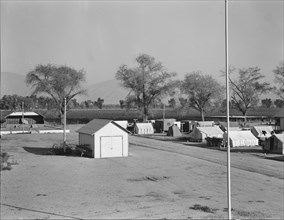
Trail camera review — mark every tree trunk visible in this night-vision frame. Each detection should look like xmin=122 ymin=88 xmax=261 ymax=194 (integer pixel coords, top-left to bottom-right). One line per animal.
xmin=201 ymin=110 xmax=205 ymax=121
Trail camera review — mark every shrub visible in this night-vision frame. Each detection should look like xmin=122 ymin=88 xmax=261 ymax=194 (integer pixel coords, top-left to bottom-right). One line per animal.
xmin=1 ymin=152 xmax=18 ymax=171
xmin=50 ymin=143 xmax=73 ymax=156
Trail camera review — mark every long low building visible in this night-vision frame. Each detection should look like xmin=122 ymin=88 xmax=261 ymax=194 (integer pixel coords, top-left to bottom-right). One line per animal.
xmin=4 ymin=112 xmax=45 ymax=126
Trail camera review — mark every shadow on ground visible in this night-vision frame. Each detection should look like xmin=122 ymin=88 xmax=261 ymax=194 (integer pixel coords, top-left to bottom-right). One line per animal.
xmin=22 ymin=146 xmax=85 ymax=157
xmin=23 ymin=147 xmax=52 ymax=155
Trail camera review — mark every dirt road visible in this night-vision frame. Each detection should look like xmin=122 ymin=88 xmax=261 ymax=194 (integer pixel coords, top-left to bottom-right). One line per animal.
xmin=1 ymin=127 xmax=283 ymax=219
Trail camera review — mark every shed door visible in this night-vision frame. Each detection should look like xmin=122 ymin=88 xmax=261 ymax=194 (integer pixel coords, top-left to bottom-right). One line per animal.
xmin=100 ymin=136 xmax=123 ymax=158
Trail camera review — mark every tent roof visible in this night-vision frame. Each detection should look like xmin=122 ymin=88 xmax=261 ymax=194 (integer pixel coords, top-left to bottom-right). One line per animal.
xmin=197 ymin=126 xmax=223 ymax=135
xmin=224 ymin=130 xmax=258 ymax=141
xmin=252 ymin=126 xmax=274 ymax=133
xmin=77 ymin=119 xmax=130 ymax=135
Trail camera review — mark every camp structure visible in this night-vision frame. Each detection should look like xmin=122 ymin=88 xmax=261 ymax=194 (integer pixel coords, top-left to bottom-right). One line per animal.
xmin=133 ymin=123 xmax=154 ymax=135
xmin=251 ymin=126 xmax=274 ymax=140
xmin=218 ymin=121 xmax=241 ymax=132
xmin=188 ymin=126 xmax=224 ymax=142
xmin=154 ymin=118 xmax=176 ymax=133
xmin=274 ymin=109 xmax=284 ymax=131
xmin=4 ymin=112 xmax=44 ymax=127
xmin=167 ymin=125 xmax=182 ymax=137
xmin=77 ymin=119 xmax=130 ymax=158
xmin=223 ymin=130 xmax=259 ymax=148
xmin=262 ymin=134 xmax=284 ymax=154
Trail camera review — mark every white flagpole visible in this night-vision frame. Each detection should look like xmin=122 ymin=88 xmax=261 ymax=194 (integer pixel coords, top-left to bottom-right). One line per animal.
xmin=225 ymin=0 xmax=231 ymax=219
xmin=63 ymin=97 xmax=67 ymax=144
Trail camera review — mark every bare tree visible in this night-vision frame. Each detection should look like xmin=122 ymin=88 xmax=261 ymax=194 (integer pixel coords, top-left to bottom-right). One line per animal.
xmin=273 ymin=61 xmax=284 ymax=101
xmin=181 ymin=71 xmax=224 ymax=121
xmin=227 ymin=66 xmax=270 ymax=120
xmin=116 ymin=54 xmax=177 ymax=121
xmin=26 ymin=64 xmax=87 ymax=123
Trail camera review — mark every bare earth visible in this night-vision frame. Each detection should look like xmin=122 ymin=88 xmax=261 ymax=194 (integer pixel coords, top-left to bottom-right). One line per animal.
xmin=1 ymin=125 xmax=283 ymax=219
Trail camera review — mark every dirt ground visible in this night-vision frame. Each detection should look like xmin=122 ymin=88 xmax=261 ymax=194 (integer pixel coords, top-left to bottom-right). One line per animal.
xmin=1 ymin=125 xmax=283 ymax=219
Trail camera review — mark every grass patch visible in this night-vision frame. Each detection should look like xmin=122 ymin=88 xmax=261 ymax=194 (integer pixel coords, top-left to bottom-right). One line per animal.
xmin=189 ymin=204 xmax=218 ymax=213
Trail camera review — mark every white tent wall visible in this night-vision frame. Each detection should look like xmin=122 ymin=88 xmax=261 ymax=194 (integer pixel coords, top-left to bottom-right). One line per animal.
xmin=134 ymin=123 xmax=154 ymax=135
xmin=224 ymin=131 xmax=259 ymax=148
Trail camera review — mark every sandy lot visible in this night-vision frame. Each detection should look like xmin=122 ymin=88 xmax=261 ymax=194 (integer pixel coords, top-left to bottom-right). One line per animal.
xmin=1 ymin=125 xmax=283 ymax=219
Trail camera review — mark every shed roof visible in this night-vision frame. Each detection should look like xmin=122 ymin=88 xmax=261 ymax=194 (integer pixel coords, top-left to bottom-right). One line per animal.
xmin=77 ymin=119 xmax=130 ymax=135
xmin=5 ymin=111 xmax=44 ymax=118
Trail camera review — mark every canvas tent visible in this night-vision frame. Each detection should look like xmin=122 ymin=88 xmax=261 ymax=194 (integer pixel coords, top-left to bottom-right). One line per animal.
xmin=223 ymin=130 xmax=258 ymax=148
xmin=251 ymin=126 xmax=274 ymax=139
xmin=134 ymin=123 xmax=154 ymax=135
xmin=77 ymin=119 xmax=129 ymax=158
xmin=167 ymin=125 xmax=182 ymax=137
xmin=262 ymin=134 xmax=284 ymax=154
xmin=189 ymin=126 xmax=224 ymax=142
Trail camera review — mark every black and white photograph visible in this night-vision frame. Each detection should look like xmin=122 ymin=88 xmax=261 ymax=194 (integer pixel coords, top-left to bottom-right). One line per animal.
xmin=1 ymin=0 xmax=283 ymax=219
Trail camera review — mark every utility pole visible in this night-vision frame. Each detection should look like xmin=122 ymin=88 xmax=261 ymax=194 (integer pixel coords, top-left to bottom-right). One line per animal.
xmin=63 ymin=98 xmax=67 ymax=151
xmin=225 ymin=0 xmax=232 ymax=219
xmin=22 ymin=101 xmax=24 ymax=134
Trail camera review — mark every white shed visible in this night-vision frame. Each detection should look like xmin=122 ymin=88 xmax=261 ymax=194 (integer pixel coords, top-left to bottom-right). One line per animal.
xmin=77 ymin=119 xmax=130 ymax=158
xmin=134 ymin=123 xmax=154 ymax=134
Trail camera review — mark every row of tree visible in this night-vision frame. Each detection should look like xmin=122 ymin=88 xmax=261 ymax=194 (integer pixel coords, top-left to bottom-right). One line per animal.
xmin=116 ymin=54 xmax=283 ymax=121
xmin=0 ymin=95 xmax=107 ymax=111
xmin=1 ymin=55 xmax=282 ymax=123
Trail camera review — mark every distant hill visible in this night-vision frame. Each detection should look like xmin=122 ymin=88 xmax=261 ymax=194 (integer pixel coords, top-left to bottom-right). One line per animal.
xmin=1 ymin=72 xmax=32 ymax=97
xmin=80 ymin=80 xmax=130 ymax=104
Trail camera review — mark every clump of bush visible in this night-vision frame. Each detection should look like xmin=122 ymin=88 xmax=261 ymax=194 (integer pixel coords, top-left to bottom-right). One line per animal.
xmin=1 ymin=152 xmax=18 ymax=171
xmin=49 ymin=143 xmax=91 ymax=157
xmin=189 ymin=204 xmax=218 ymax=213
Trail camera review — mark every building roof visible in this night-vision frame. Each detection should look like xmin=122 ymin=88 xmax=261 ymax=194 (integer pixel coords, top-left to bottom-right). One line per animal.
xmin=77 ymin=119 xmax=130 ymax=135
xmin=5 ymin=111 xmax=44 ymax=118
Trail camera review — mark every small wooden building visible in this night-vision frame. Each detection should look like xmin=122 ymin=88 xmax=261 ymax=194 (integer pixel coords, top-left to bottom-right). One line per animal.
xmin=5 ymin=112 xmax=44 ymax=125
xmin=274 ymin=109 xmax=284 ymax=131
xmin=154 ymin=118 xmax=176 ymax=133
xmin=77 ymin=119 xmax=130 ymax=158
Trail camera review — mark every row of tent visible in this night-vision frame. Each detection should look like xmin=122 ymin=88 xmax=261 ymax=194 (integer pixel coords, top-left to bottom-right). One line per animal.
xmin=115 ymin=120 xmax=283 ymax=154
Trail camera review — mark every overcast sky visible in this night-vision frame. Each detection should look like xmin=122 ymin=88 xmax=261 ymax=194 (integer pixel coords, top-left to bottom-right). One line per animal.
xmin=1 ymin=0 xmax=283 ymax=86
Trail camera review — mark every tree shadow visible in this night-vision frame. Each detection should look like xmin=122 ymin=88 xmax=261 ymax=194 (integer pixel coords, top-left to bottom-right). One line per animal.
xmin=265 ymin=155 xmax=284 ymax=162
xmin=22 ymin=146 xmax=85 ymax=157
xmin=23 ymin=147 xmax=52 ymax=155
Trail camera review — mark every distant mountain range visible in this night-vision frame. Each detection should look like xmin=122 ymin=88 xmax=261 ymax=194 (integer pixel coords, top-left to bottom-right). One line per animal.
xmin=1 ymin=72 xmax=129 ymax=104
